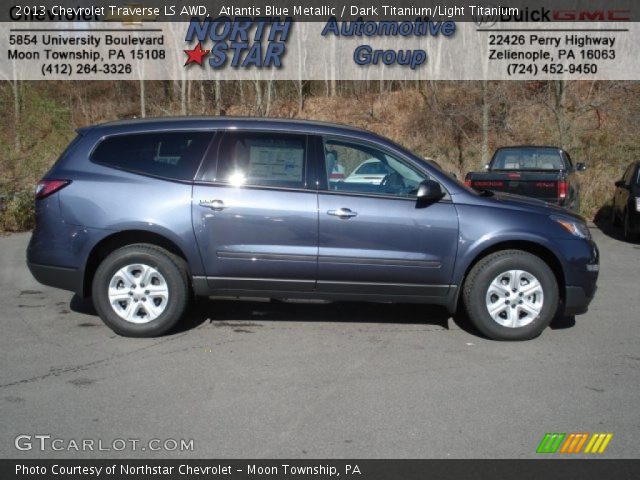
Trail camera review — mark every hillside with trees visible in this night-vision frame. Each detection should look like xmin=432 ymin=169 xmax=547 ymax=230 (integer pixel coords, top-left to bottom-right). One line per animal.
xmin=1 ymin=80 xmax=639 ymax=231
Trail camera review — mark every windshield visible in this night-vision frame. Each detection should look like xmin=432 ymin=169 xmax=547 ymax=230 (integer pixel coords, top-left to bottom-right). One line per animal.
xmin=491 ymin=148 xmax=564 ymax=171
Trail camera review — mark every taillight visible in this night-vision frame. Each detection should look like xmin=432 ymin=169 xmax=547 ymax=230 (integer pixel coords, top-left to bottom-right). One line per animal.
xmin=35 ymin=179 xmax=70 ymax=200
xmin=558 ymin=181 xmax=568 ymax=200
xmin=464 ymin=178 xmax=472 ymax=187
xmin=474 ymin=180 xmax=504 ymax=188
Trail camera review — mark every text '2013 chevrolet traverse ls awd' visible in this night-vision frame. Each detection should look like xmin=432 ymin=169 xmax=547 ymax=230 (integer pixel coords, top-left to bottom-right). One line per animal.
xmin=27 ymin=118 xmax=599 ymax=340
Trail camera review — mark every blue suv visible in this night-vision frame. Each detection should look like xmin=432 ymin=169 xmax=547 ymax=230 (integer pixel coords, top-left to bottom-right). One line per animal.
xmin=27 ymin=118 xmax=599 ymax=340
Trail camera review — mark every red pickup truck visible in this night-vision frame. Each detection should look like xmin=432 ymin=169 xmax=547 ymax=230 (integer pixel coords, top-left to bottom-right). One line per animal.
xmin=464 ymin=146 xmax=586 ymax=211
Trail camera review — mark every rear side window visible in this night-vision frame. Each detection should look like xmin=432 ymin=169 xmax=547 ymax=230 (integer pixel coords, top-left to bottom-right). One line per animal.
xmin=91 ymin=132 xmax=212 ymax=181
xmin=215 ymin=132 xmax=306 ymax=189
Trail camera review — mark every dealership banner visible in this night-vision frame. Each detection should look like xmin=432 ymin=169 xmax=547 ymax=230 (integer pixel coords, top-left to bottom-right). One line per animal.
xmin=4 ymin=459 xmax=640 ymax=479
xmin=1 ymin=0 xmax=639 ymax=80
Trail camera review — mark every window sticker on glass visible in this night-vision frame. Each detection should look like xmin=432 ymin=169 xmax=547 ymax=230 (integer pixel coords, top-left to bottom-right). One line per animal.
xmin=248 ymin=145 xmax=304 ymax=182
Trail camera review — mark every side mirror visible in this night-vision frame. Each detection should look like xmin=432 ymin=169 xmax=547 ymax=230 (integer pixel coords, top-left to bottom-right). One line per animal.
xmin=576 ymin=162 xmax=587 ymax=171
xmin=416 ymin=179 xmax=443 ymax=205
xmin=614 ymin=180 xmax=625 ymax=188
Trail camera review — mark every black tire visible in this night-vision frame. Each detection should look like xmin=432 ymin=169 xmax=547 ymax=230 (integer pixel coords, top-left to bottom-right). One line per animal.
xmin=463 ymin=250 xmax=559 ymax=341
xmin=611 ymin=202 xmax=620 ymax=227
xmin=623 ymin=210 xmax=636 ymax=242
xmin=92 ymin=244 xmax=190 ymax=337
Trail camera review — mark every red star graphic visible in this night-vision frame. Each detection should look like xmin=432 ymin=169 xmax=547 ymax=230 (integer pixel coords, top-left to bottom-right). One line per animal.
xmin=184 ymin=42 xmax=210 ymax=66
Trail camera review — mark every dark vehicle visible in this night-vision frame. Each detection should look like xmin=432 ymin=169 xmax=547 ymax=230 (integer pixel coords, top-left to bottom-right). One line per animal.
xmin=465 ymin=146 xmax=586 ymax=211
xmin=27 ymin=118 xmax=599 ymax=341
xmin=611 ymin=161 xmax=640 ymax=241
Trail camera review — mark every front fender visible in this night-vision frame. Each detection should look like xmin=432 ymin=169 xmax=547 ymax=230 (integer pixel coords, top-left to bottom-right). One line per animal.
xmin=451 ymin=204 xmax=568 ymax=287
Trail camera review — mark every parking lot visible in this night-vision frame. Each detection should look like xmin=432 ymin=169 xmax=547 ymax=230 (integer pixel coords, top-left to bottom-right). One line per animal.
xmin=0 ymin=226 xmax=638 ymax=459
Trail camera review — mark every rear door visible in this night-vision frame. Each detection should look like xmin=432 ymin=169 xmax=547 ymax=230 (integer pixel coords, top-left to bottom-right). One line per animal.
xmin=192 ymin=131 xmax=319 ymax=292
xmin=316 ymin=136 xmax=459 ymax=298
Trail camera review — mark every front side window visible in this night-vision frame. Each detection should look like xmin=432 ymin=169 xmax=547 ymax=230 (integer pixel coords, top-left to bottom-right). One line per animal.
xmin=91 ymin=131 xmax=212 ymax=181
xmin=324 ymin=138 xmax=428 ymax=198
xmin=216 ymin=133 xmax=306 ymax=189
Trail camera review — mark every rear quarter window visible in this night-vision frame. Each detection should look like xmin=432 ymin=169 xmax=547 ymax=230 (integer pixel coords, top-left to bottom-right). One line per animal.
xmin=91 ymin=131 xmax=212 ymax=181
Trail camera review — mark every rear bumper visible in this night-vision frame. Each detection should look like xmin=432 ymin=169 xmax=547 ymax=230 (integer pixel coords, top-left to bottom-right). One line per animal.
xmin=27 ymin=262 xmax=82 ymax=295
xmin=564 ymin=285 xmax=596 ymax=316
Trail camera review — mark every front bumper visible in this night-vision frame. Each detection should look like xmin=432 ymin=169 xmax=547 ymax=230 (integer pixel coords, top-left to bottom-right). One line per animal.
xmin=564 ymin=285 xmax=597 ymax=316
xmin=556 ymin=237 xmax=599 ymax=316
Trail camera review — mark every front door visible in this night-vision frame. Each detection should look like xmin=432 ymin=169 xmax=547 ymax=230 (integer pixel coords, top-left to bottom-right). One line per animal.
xmin=317 ymin=137 xmax=459 ymax=298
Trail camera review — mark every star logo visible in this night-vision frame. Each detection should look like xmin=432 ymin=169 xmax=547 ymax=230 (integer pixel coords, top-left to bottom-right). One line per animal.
xmin=184 ymin=42 xmax=210 ymax=66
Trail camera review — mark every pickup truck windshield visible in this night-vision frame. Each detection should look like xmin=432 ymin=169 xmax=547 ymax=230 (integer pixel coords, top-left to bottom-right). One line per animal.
xmin=491 ymin=148 xmax=564 ymax=171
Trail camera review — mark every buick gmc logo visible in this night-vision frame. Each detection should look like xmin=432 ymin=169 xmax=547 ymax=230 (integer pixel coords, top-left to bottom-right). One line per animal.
xmin=479 ymin=8 xmax=631 ymax=25
xmin=552 ymin=10 xmax=631 ymax=21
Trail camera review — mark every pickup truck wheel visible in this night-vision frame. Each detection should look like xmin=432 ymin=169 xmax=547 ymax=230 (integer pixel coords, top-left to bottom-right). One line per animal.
xmin=463 ymin=250 xmax=559 ymax=341
xmin=92 ymin=244 xmax=189 ymax=337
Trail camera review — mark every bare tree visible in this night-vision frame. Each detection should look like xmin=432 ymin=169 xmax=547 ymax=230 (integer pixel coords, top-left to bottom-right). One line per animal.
xmin=199 ymin=81 xmax=205 ymax=114
xmin=11 ymin=77 xmax=20 ymax=150
xmin=214 ymin=80 xmax=221 ymax=115
xmin=181 ymin=78 xmax=187 ymax=115
xmin=265 ymin=79 xmax=274 ymax=116
xmin=551 ymin=80 xmax=568 ymax=147
xmin=330 ymin=36 xmax=337 ymax=97
xmin=1 ymin=60 xmax=23 ymax=150
xmin=139 ymin=79 xmax=146 ymax=117
xmin=480 ymin=80 xmax=490 ymax=165
xmin=296 ymin=24 xmax=309 ymax=113
xmin=253 ymin=79 xmax=263 ymax=115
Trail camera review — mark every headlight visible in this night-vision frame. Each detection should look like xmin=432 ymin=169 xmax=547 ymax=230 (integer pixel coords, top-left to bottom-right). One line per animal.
xmin=551 ymin=215 xmax=591 ymax=239
xmin=636 ymin=197 xmax=640 ymax=212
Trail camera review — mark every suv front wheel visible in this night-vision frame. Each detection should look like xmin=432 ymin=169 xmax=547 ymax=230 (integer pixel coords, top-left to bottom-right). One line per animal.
xmin=463 ymin=250 xmax=559 ymax=341
xmin=92 ymin=244 xmax=190 ymax=337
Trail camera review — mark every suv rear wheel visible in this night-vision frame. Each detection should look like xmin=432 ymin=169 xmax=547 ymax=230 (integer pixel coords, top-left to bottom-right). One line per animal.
xmin=92 ymin=244 xmax=189 ymax=337
xmin=463 ymin=250 xmax=559 ymax=341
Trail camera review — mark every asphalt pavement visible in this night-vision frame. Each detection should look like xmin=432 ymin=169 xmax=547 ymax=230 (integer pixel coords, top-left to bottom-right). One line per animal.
xmin=0 ymin=226 xmax=638 ymax=459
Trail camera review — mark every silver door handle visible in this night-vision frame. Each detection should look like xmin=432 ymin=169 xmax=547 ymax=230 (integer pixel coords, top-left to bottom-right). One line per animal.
xmin=199 ymin=199 xmax=226 ymax=211
xmin=327 ymin=208 xmax=357 ymax=218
